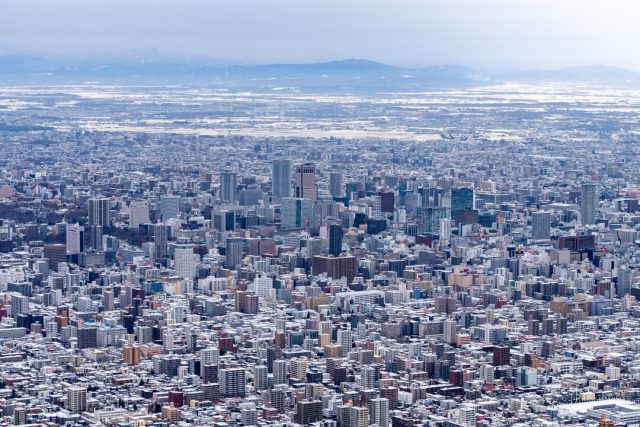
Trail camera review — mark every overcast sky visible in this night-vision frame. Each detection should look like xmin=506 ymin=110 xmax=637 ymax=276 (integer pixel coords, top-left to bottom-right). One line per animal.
xmin=1 ymin=0 xmax=639 ymax=71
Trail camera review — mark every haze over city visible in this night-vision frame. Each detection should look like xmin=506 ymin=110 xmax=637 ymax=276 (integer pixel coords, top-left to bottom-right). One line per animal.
xmin=1 ymin=2 xmax=640 ymax=427
xmin=2 ymin=0 xmax=640 ymax=71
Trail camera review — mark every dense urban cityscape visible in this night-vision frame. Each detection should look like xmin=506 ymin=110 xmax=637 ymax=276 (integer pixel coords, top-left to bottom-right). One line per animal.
xmin=0 ymin=77 xmax=640 ymax=427
xmin=3 ymin=1 xmax=640 ymax=426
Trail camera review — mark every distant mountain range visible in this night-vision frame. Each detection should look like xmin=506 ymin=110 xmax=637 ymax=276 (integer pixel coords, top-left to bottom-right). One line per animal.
xmin=1 ymin=54 xmax=639 ymax=90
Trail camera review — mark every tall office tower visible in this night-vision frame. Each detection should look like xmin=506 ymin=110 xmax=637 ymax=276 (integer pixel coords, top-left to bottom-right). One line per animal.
xmin=280 ymin=197 xmax=315 ymax=229
xmin=225 ymin=237 xmax=243 ymax=268
xmin=580 ymin=183 xmax=597 ymax=225
xmin=329 ymin=172 xmax=343 ymax=198
xmin=416 ymin=206 xmax=449 ymax=235
xmin=294 ymin=162 xmax=317 ymax=200
xmin=369 ymin=397 xmax=390 ymax=427
xmin=273 ymin=359 xmax=288 ymax=385
xmin=213 ymin=210 xmax=236 ymax=232
xmin=88 ymin=197 xmax=110 ymax=227
xmin=443 ymin=318 xmax=457 ymax=344
xmin=272 ymin=159 xmax=292 ymax=198
xmin=159 ymin=194 xmax=180 ymax=220
xmin=219 ymin=367 xmax=246 ymax=397
xmin=531 ymin=211 xmax=551 ymax=240
xmin=439 ymin=218 xmax=451 ymax=246
xmin=152 ymin=223 xmax=168 ymax=260
xmin=67 ymin=387 xmax=87 ymax=412
xmin=86 ymin=225 xmax=103 ymax=251
xmin=328 ymin=224 xmax=343 ymax=257
xmin=220 ymin=171 xmax=238 ymax=204
xmin=173 ymin=240 xmax=196 ymax=279
xmin=66 ymin=223 xmax=84 ymax=254
xmin=129 ymin=200 xmax=150 ymax=229
xmin=450 ymin=187 xmax=474 ymax=220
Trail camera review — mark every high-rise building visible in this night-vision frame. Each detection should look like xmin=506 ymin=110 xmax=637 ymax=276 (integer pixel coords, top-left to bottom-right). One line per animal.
xmin=214 ymin=210 xmax=236 ymax=232
xmin=220 ymin=367 xmax=246 ymax=397
xmin=88 ymin=197 xmax=110 ymax=227
xmin=439 ymin=218 xmax=451 ymax=246
xmin=225 ymin=237 xmax=243 ymax=268
xmin=272 ymin=159 xmax=292 ymax=198
xmin=174 ymin=240 xmax=196 ymax=279
xmin=159 ymin=194 xmax=180 ymax=220
xmin=329 ymin=172 xmax=343 ymax=198
xmin=86 ymin=225 xmax=103 ymax=251
xmin=67 ymin=387 xmax=87 ymax=412
xmin=152 ymin=223 xmax=168 ymax=260
xmin=220 ymin=171 xmax=238 ymax=204
xmin=379 ymin=191 xmax=395 ymax=213
xmin=444 ymin=318 xmax=457 ymax=345
xmin=43 ymin=244 xmax=67 ymax=271
xmin=66 ymin=223 xmax=84 ymax=254
xmin=295 ymin=400 xmax=323 ymax=425
xmin=581 ymin=183 xmax=597 ymax=225
xmin=328 ymin=224 xmax=343 ymax=257
xmin=273 ymin=359 xmax=288 ymax=385
xmin=532 ymin=211 xmax=551 ymax=240
xmin=129 ymin=200 xmax=150 ymax=229
xmin=493 ymin=345 xmax=510 ymax=366
xmin=280 ymin=197 xmax=315 ymax=230
xmin=369 ymin=397 xmax=390 ymax=427
xmin=450 ymin=187 xmax=474 ymax=220
xmin=254 ymin=365 xmax=268 ymax=390
xmin=416 ymin=207 xmax=449 ymax=235
xmin=336 ymin=405 xmax=369 ymax=427
xmin=294 ymin=162 xmax=317 ymax=200
xmin=312 ymin=255 xmax=357 ymax=282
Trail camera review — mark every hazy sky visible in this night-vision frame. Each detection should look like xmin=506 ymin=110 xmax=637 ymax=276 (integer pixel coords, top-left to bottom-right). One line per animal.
xmin=1 ymin=0 xmax=639 ymax=70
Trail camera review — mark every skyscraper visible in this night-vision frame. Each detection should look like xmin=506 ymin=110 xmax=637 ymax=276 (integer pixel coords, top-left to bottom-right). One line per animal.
xmin=280 ymin=197 xmax=314 ymax=230
xmin=581 ymin=183 xmax=597 ymax=225
xmin=329 ymin=172 xmax=343 ymax=198
xmin=225 ymin=237 xmax=243 ymax=268
xmin=272 ymin=159 xmax=292 ymax=198
xmin=220 ymin=171 xmax=238 ymax=204
xmin=152 ymin=223 xmax=168 ymax=261
xmin=450 ymin=187 xmax=474 ymax=220
xmin=86 ymin=225 xmax=103 ymax=251
xmin=294 ymin=162 xmax=317 ymax=200
xmin=328 ymin=224 xmax=343 ymax=257
xmin=88 ymin=197 xmax=109 ymax=227
xmin=416 ymin=207 xmax=449 ymax=235
xmin=531 ymin=211 xmax=551 ymax=240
